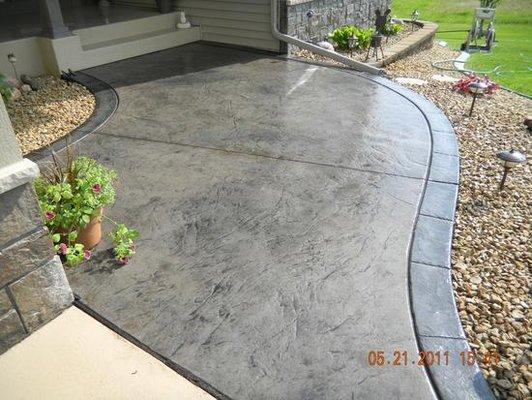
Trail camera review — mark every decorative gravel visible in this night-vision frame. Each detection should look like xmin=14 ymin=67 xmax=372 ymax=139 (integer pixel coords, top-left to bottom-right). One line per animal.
xmin=386 ymin=44 xmax=531 ymax=400
xmin=6 ymin=75 xmax=95 ymax=155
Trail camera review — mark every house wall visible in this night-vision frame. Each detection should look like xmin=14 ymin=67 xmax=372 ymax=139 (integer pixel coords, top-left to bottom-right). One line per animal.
xmin=286 ymin=0 xmax=391 ymax=44
xmin=177 ymin=0 xmax=279 ymax=52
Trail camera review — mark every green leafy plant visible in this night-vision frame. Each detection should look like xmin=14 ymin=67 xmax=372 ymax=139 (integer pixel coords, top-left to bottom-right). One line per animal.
xmin=382 ymin=22 xmax=404 ymax=36
xmin=328 ymin=25 xmax=373 ymax=51
xmin=109 ymin=223 xmax=139 ymax=265
xmin=0 ymin=74 xmax=12 ymax=103
xmin=35 ymin=151 xmax=138 ymax=267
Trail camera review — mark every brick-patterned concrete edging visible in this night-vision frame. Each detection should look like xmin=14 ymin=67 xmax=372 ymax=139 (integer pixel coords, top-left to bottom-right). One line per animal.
xmin=279 ymin=52 xmax=496 ymax=398
xmin=370 ymin=21 xmax=438 ymax=68
xmin=27 ymin=72 xmax=118 ymax=162
xmin=366 ymin=76 xmax=496 ymax=400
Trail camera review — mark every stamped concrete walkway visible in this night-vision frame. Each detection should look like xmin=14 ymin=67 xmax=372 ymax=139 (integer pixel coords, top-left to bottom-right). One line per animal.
xmin=64 ymin=43 xmax=437 ymax=399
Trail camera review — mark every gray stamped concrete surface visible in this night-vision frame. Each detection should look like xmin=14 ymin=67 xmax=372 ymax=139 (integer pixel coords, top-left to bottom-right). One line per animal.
xmin=59 ymin=43 xmax=437 ymax=399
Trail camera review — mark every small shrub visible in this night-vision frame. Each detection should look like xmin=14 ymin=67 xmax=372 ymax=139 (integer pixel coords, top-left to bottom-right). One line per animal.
xmin=382 ymin=22 xmax=404 ymax=36
xmin=453 ymin=74 xmax=500 ymax=95
xmin=0 ymin=74 xmax=12 ymax=104
xmin=329 ymin=25 xmax=373 ymax=51
xmin=109 ymin=224 xmax=139 ymax=265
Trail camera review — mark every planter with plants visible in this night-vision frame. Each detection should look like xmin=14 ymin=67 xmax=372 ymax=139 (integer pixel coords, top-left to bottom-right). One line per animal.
xmin=35 ymin=152 xmax=138 ymax=267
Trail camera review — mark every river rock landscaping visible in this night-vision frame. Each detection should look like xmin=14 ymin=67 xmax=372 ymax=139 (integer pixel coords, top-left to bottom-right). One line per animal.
xmin=6 ymin=75 xmax=95 ymax=155
xmin=385 ymin=44 xmax=531 ymax=400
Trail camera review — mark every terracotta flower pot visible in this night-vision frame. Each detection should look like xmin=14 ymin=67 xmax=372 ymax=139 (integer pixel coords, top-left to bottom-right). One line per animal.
xmin=76 ymin=208 xmax=103 ymax=250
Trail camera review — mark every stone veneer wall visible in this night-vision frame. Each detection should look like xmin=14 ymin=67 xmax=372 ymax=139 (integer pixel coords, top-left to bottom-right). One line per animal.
xmin=0 ymin=96 xmax=73 ymax=355
xmin=286 ymin=0 xmax=391 ymax=46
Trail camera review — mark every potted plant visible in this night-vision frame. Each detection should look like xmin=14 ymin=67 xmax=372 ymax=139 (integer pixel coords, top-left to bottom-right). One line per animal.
xmin=35 ymin=152 xmax=138 ymax=267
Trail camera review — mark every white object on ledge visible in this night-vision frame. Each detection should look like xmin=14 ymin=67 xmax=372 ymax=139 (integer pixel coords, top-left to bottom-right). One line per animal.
xmin=176 ymin=11 xmax=191 ymax=29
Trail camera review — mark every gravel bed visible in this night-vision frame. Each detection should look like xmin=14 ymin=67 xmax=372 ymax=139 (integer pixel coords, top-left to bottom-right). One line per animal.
xmin=6 ymin=75 xmax=95 ymax=155
xmin=386 ymin=44 xmax=531 ymax=400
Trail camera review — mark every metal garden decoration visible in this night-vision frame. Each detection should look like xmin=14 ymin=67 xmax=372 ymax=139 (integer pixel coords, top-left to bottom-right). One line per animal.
xmin=365 ymin=8 xmax=390 ymax=62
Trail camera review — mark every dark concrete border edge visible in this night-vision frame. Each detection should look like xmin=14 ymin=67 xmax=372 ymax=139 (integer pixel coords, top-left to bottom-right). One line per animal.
xmin=363 ymin=76 xmax=495 ymax=400
xmin=266 ymin=50 xmax=496 ymax=399
xmin=26 ymin=72 xmax=119 ymax=162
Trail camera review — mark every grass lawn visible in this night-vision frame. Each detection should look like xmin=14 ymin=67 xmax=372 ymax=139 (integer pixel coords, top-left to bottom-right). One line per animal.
xmin=391 ymin=0 xmax=531 ymax=95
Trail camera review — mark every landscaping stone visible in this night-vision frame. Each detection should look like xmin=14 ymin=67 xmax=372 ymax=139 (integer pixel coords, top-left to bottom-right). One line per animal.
xmin=20 ymin=74 xmax=40 ymax=91
xmin=395 ymin=77 xmax=428 ymax=85
xmin=431 ymin=74 xmax=458 ymax=83
xmin=9 ymin=256 xmax=73 ymax=332
xmin=0 ymin=309 xmax=26 ymax=354
xmin=0 ymin=228 xmax=54 ymax=288
xmin=20 ymin=84 xmax=32 ymax=93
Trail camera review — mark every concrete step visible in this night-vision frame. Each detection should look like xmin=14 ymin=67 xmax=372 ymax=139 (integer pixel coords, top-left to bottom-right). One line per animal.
xmin=78 ymin=26 xmax=201 ymax=69
xmin=74 ymin=12 xmax=180 ymax=48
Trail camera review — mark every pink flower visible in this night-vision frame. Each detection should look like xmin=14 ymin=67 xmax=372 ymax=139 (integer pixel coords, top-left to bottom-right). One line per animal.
xmin=58 ymin=243 xmax=68 ymax=255
xmin=83 ymin=250 xmax=92 ymax=260
xmin=118 ymin=257 xmax=130 ymax=265
xmin=91 ymin=183 xmax=102 ymax=193
xmin=45 ymin=211 xmax=56 ymax=220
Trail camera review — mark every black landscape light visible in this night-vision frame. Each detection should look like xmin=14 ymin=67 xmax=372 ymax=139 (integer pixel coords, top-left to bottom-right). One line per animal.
xmin=348 ymin=35 xmax=359 ymax=56
xmin=496 ymin=149 xmax=527 ymax=190
xmin=468 ymin=80 xmax=488 ymax=117
xmin=7 ymin=52 xmax=18 ymax=80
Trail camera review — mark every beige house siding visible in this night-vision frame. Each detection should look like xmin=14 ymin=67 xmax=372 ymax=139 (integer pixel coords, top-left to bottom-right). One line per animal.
xmin=178 ymin=0 xmax=279 ymax=52
xmin=107 ymin=0 xmax=279 ymax=52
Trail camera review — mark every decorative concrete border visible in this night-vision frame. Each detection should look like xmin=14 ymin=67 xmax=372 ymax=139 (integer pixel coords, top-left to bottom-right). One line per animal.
xmin=284 ymin=52 xmax=496 ymax=398
xmin=370 ymin=21 xmax=438 ymax=68
xmin=27 ymin=72 xmax=118 ymax=162
xmin=365 ymin=76 xmax=496 ymax=400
